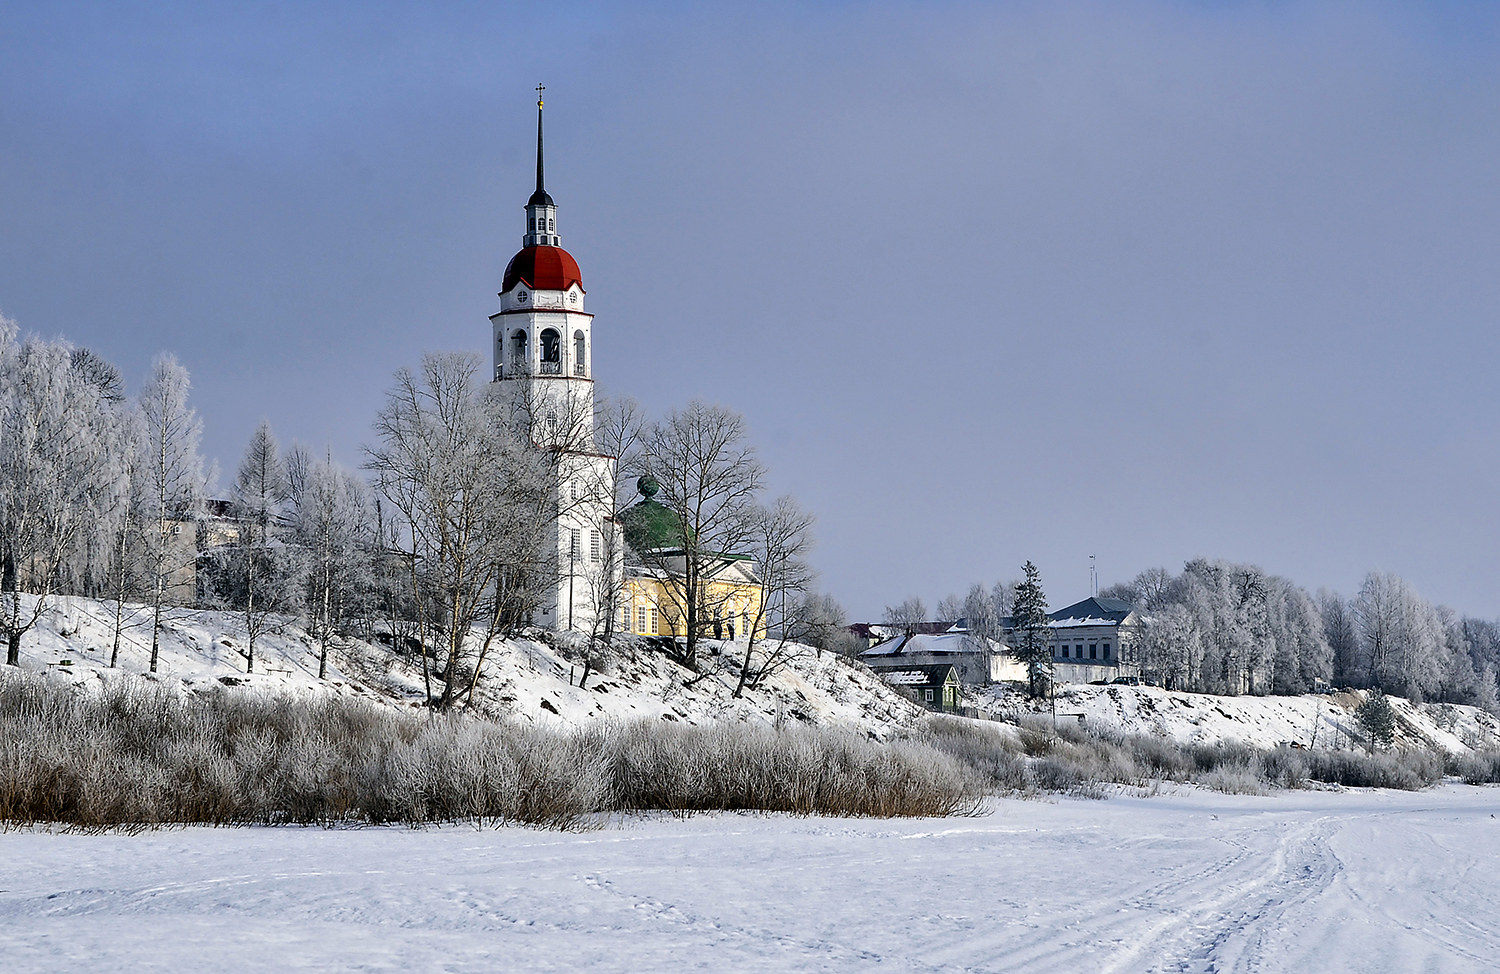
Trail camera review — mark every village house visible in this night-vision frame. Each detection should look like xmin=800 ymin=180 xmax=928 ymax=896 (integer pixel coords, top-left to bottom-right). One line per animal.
xmin=1047 ymin=596 xmax=1141 ymax=684
xmin=859 ymin=625 xmax=1024 ymax=686
xmin=873 ymin=662 xmax=961 ymax=712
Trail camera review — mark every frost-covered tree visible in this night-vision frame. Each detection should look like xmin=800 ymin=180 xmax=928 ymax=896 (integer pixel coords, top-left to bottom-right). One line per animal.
xmin=574 ymin=394 xmax=645 ymax=688
xmin=212 ymin=420 xmax=301 ymax=674
xmin=367 ymin=352 xmax=554 ymax=709
xmin=733 ymin=495 xmax=816 ymax=697
xmin=104 ymin=401 xmax=148 ymax=668
xmin=0 ymin=323 xmax=118 ymax=665
xmin=136 ymin=354 xmax=209 ymax=673
xmin=883 ymin=596 xmax=927 ymax=637
xmin=935 ymin=592 xmax=965 ymax=624
xmin=962 ymin=582 xmax=1005 ymax=683
xmin=1318 ymin=589 xmax=1360 ymax=687
xmin=295 ymin=453 xmax=374 ymax=679
xmin=1354 ymin=572 xmax=1443 ymax=701
xmin=784 ymin=591 xmax=857 ymax=657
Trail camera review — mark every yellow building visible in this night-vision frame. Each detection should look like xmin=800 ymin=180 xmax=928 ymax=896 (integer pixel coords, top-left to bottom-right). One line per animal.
xmin=616 ymin=477 xmax=764 ymax=640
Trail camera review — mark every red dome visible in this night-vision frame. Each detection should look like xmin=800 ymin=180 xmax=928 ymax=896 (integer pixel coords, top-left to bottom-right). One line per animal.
xmin=502 ymin=246 xmax=583 ymax=293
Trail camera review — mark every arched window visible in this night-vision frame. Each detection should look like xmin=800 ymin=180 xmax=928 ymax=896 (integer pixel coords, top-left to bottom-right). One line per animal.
xmin=573 ymin=330 xmax=586 ymax=376
xmin=540 ymin=329 xmax=561 ymax=372
xmin=510 ymin=330 xmax=528 ymax=369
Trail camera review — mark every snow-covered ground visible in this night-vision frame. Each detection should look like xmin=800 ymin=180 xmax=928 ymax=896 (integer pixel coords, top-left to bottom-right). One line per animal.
xmin=10 ymin=594 xmax=922 ymax=736
xmin=4 ymin=785 xmax=1499 ymax=972
xmin=971 ymin=682 xmax=1500 ymax=754
xmin=16 ymin=593 xmax=1500 ymax=753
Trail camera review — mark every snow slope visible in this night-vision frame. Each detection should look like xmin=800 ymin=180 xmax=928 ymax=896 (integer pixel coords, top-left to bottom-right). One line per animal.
xmin=970 ymin=682 xmax=1500 ymax=754
xmin=8 ymin=594 xmax=922 ymax=736
xmin=4 ymin=785 xmax=1499 ymax=973
xmin=14 ymin=592 xmax=1500 ymax=751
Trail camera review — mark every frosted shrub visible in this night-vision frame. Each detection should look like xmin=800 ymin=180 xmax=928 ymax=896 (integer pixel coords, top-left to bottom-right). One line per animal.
xmin=1447 ymin=751 xmax=1500 ymax=785
xmin=0 ymin=672 xmax=982 ymax=827
xmin=919 ymin=714 xmax=1448 ymax=798
xmin=602 ymin=718 xmax=981 ymax=818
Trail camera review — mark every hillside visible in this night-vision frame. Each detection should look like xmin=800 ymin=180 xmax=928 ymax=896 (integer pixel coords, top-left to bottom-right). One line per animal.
xmin=10 ymin=593 xmax=1500 ymax=755
xmin=969 ymin=682 xmax=1500 ymax=755
xmin=3 ymin=594 xmax=921 ymax=736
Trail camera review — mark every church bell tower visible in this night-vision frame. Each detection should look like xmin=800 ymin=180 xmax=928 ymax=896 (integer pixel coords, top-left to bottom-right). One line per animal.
xmin=489 ymin=89 xmax=618 ymax=632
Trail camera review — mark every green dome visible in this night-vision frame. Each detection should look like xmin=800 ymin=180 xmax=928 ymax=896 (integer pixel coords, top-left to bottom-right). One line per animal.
xmin=619 ymin=476 xmax=687 ymax=552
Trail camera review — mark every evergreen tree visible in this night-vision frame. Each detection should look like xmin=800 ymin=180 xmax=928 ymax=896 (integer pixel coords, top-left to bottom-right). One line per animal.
xmin=1355 ymin=688 xmax=1397 ymax=750
xmin=1012 ymin=560 xmax=1052 ymax=699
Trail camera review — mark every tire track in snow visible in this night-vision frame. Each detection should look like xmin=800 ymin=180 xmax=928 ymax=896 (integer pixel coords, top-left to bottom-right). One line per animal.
xmin=918 ymin=813 xmax=1344 ymax=974
xmin=1106 ymin=816 xmax=1345 ymax=973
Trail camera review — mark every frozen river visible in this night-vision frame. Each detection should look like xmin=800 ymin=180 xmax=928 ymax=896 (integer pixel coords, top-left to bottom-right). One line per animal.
xmin=4 ymin=784 xmax=1499 ymax=973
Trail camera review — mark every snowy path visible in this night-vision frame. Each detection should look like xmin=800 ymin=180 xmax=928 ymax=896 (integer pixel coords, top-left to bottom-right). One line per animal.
xmin=3 ymin=786 xmax=1499 ymax=972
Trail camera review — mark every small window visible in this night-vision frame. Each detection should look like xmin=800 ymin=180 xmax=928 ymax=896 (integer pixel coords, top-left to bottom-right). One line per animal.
xmin=1103 ymin=643 xmax=1111 ymax=660
xmin=573 ymin=330 xmax=586 ymax=376
xmin=511 ymin=330 xmax=528 ymax=363
xmin=1061 ymin=646 xmax=1069 ymax=658
xmin=1090 ymin=644 xmax=1097 ymax=660
xmin=650 ymin=607 xmax=659 ymax=635
xmin=590 ymin=529 xmax=601 ymax=562
xmin=548 ymin=217 xmax=554 ymax=231
xmin=569 ymin=529 xmax=580 ymax=559
xmin=924 ymin=689 xmax=934 ymax=702
xmin=637 ymin=606 xmax=647 ymax=633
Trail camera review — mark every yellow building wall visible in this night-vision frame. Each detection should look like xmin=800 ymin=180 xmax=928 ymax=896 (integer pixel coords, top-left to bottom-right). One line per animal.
xmin=621 ymin=573 xmax=765 ymax=639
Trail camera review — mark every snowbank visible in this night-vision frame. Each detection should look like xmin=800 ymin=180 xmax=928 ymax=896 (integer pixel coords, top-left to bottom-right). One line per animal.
xmin=5 ymin=594 xmax=923 ymax=737
xmin=970 ymin=681 xmax=1500 ymax=754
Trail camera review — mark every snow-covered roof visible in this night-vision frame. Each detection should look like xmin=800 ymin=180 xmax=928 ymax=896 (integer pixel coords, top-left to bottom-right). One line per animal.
xmin=1048 ymin=597 xmax=1134 ymax=625
xmin=861 ymin=631 xmax=1001 ymax=658
xmin=1050 ymin=616 xmax=1120 ymax=629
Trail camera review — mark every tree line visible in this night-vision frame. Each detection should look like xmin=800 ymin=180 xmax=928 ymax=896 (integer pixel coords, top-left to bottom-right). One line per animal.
xmin=0 ymin=319 xmax=847 ymax=708
xmin=899 ymin=557 xmax=1500 ymax=710
xmin=1104 ymin=561 xmax=1500 ymax=709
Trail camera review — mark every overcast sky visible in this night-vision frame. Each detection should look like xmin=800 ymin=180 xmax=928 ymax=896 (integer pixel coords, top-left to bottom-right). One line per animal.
xmin=3 ymin=1 xmax=1498 ymax=619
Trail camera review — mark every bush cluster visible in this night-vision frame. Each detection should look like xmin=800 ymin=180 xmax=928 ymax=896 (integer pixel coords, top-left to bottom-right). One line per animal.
xmin=919 ymin=714 xmax=1447 ymax=796
xmin=4 ymin=672 xmax=1477 ymax=830
xmin=0 ymin=673 xmax=978 ymax=828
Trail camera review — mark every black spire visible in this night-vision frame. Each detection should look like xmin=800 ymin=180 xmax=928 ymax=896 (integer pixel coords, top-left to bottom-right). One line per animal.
xmin=528 ymin=85 xmax=554 ymax=207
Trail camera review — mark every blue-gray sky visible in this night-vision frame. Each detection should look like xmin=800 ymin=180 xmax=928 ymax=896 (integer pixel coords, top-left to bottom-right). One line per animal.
xmin=3 ymin=1 xmax=1498 ymax=618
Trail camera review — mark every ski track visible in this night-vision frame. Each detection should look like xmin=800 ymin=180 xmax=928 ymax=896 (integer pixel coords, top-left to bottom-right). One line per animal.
xmin=3 ymin=788 xmax=1500 ymax=972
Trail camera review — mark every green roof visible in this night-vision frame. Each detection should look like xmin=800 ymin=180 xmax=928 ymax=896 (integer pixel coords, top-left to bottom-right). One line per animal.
xmin=619 ymin=475 xmax=688 ymax=552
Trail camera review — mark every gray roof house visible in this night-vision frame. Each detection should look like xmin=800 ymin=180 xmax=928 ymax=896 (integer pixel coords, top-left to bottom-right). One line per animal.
xmin=870 ymin=662 xmax=961 ymax=712
xmin=1046 ymin=597 xmax=1140 ymax=684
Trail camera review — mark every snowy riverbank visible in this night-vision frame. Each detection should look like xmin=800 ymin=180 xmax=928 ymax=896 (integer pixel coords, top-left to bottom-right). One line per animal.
xmin=3 ymin=785 xmax=1498 ymax=972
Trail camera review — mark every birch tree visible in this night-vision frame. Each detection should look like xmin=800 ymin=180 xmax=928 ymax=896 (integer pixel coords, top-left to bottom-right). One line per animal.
xmin=733 ymin=495 xmax=815 ymax=697
xmin=219 ymin=420 xmax=299 ymax=674
xmin=367 ymin=352 xmax=553 ymax=710
xmin=136 ymin=354 xmax=208 ymax=673
xmin=296 ymin=454 xmax=374 ymax=679
xmin=0 ymin=324 xmax=117 ymax=665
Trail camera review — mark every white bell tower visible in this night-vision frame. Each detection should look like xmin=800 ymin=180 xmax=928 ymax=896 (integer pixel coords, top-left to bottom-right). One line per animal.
xmin=488 ymin=88 xmax=619 ymax=633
